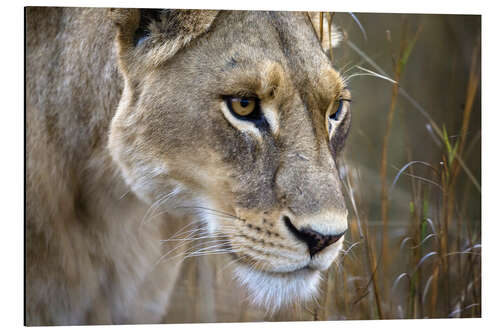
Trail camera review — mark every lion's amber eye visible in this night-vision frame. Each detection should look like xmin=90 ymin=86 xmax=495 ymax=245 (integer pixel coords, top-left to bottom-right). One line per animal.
xmin=229 ymin=97 xmax=257 ymax=117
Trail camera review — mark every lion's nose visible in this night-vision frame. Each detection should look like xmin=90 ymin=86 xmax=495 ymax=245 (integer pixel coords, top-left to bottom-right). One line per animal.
xmin=283 ymin=215 xmax=345 ymax=257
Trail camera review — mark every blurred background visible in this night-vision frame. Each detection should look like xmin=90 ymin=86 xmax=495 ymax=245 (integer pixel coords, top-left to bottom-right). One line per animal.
xmin=164 ymin=11 xmax=481 ymax=322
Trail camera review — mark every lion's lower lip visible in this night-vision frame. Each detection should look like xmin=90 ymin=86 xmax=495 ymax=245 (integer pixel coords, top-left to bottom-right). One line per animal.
xmin=286 ymin=265 xmax=313 ymax=274
xmin=228 ymin=253 xmax=317 ymax=276
xmin=248 ymin=264 xmax=316 ymax=277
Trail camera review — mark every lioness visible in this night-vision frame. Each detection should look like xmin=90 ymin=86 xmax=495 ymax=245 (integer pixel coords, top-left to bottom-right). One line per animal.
xmin=26 ymin=7 xmax=351 ymax=325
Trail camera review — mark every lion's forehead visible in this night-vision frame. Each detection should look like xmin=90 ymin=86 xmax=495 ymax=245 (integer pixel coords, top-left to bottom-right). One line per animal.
xmin=179 ymin=11 xmax=340 ymax=93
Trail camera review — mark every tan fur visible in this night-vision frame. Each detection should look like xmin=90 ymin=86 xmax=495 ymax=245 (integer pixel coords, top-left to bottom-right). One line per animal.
xmin=26 ymin=7 xmax=351 ymax=325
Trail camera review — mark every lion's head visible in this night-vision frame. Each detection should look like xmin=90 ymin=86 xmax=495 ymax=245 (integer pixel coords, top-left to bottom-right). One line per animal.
xmin=108 ymin=9 xmax=351 ymax=312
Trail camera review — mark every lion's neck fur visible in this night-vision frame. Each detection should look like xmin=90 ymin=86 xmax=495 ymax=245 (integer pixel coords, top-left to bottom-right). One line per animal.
xmin=26 ymin=8 xmax=185 ymax=324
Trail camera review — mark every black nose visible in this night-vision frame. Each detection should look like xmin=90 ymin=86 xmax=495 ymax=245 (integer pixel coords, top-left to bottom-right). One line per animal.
xmin=283 ymin=216 xmax=345 ymax=257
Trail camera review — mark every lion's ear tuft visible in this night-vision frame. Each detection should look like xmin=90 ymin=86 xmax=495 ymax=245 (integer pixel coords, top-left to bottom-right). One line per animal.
xmin=109 ymin=9 xmax=219 ymax=76
xmin=307 ymin=12 xmax=344 ymax=51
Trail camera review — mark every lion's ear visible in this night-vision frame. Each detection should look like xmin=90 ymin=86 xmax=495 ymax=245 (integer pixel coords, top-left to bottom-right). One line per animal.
xmin=109 ymin=9 xmax=219 ymax=74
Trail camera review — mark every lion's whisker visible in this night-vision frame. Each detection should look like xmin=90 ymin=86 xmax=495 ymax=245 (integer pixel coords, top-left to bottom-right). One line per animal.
xmin=175 ymin=205 xmax=245 ymax=222
xmin=140 ymin=186 xmax=182 ymax=228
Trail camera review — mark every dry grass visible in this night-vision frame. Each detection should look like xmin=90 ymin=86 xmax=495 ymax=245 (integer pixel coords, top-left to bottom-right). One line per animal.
xmin=306 ymin=12 xmax=481 ymax=320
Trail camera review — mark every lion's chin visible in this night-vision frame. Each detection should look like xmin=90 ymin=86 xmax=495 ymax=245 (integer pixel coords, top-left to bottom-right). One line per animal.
xmin=233 ymin=264 xmax=321 ymax=313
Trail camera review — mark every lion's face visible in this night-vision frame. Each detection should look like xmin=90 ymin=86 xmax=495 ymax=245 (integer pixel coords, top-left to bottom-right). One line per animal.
xmin=109 ymin=10 xmax=351 ymax=311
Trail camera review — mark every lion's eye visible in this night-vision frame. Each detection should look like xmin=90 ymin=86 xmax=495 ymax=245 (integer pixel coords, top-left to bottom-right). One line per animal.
xmin=329 ymin=99 xmax=347 ymax=121
xmin=326 ymin=98 xmax=351 ymax=139
xmin=227 ymin=97 xmax=257 ymax=117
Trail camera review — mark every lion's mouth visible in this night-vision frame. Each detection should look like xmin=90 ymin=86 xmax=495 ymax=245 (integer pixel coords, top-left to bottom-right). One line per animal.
xmin=215 ymin=225 xmax=343 ymax=311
